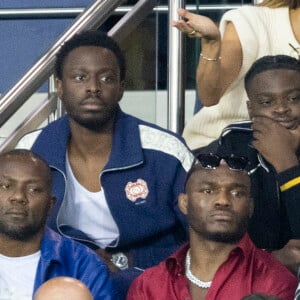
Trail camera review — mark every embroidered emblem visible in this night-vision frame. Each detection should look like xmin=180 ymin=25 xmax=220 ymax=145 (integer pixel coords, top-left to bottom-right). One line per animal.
xmin=125 ymin=179 xmax=149 ymax=202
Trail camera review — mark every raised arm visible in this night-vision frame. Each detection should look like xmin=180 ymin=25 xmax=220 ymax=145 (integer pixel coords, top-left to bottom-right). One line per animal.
xmin=172 ymin=8 xmax=243 ymax=106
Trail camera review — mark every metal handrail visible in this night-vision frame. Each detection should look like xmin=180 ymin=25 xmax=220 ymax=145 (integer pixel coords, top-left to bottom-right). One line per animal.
xmin=0 ymin=93 xmax=58 ymax=151
xmin=0 ymin=0 xmax=124 ymax=128
xmin=109 ymin=0 xmax=157 ymax=42
xmin=0 ymin=5 xmax=243 ymax=19
xmin=0 ymin=8 xmax=85 ymax=19
xmin=168 ymin=0 xmax=185 ymax=134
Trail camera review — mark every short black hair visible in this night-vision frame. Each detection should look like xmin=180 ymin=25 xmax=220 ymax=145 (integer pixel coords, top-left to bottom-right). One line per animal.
xmin=244 ymin=55 xmax=300 ymax=95
xmin=55 ymin=30 xmax=126 ymax=81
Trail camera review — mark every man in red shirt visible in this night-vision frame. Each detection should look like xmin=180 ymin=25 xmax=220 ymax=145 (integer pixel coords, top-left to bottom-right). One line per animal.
xmin=127 ymin=154 xmax=297 ymax=300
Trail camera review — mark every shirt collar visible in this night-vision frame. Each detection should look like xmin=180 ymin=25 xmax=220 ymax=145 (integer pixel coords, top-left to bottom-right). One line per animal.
xmin=228 ymin=234 xmax=253 ymax=259
xmin=166 ymin=243 xmax=189 ymax=276
xmin=165 ymin=234 xmax=253 ymax=276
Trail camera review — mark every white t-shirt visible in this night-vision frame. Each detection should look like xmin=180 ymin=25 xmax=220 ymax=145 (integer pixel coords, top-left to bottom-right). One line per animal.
xmin=58 ymin=155 xmax=120 ymax=249
xmin=0 ymin=251 xmax=40 ymax=300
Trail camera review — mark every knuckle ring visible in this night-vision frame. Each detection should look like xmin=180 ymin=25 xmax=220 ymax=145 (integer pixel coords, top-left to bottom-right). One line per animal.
xmin=188 ymin=30 xmax=196 ymax=36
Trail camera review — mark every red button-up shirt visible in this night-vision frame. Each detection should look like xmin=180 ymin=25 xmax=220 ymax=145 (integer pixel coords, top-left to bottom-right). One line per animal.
xmin=127 ymin=234 xmax=297 ymax=300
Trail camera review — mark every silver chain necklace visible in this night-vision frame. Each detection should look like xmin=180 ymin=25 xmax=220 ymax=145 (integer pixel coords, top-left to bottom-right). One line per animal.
xmin=185 ymin=250 xmax=212 ymax=289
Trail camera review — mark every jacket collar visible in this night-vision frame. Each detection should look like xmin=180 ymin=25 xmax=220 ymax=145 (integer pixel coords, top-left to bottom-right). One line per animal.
xmin=34 ymin=108 xmax=144 ymax=172
xmin=166 ymin=234 xmax=253 ymax=277
xmin=40 ymin=227 xmax=64 ymax=263
xmin=32 ymin=115 xmax=70 ymax=173
xmin=104 ymin=108 xmax=144 ymax=170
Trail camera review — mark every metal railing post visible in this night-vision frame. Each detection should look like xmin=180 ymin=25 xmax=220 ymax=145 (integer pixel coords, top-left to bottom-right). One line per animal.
xmin=167 ymin=0 xmax=185 ymax=134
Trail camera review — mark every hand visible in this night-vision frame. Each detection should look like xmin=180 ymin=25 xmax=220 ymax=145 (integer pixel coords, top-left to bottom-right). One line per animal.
xmin=171 ymin=8 xmax=220 ymax=42
xmin=252 ymin=116 xmax=299 ymax=173
xmin=95 ymin=248 xmax=119 ymax=273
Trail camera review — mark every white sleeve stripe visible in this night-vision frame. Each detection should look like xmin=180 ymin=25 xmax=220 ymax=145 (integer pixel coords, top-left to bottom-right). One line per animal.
xmin=139 ymin=125 xmax=194 ymax=172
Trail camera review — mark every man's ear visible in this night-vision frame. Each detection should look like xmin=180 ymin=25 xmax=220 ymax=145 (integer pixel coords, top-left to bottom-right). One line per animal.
xmin=178 ymin=193 xmax=188 ymax=216
xmin=56 ymin=79 xmax=63 ymax=99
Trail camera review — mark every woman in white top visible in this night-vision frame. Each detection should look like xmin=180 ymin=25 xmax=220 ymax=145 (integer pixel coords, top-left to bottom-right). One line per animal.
xmin=172 ymin=0 xmax=300 ymax=149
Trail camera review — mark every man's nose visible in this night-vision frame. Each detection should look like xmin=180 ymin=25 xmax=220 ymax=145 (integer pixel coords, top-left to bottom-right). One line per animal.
xmin=214 ymin=190 xmax=231 ymax=207
xmin=273 ymin=99 xmax=291 ymax=114
xmin=9 ymin=187 xmax=28 ymax=205
xmin=86 ymin=76 xmax=100 ymax=94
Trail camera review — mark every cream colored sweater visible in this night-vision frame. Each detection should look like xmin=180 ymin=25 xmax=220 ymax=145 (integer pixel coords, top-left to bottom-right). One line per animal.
xmin=183 ymin=6 xmax=300 ymax=149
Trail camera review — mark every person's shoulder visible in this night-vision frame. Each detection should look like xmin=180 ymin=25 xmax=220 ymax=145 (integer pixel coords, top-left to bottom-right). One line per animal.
xmin=140 ymin=122 xmax=194 ymax=169
xmin=230 ymin=5 xmax=271 ymax=14
xmin=222 ymin=5 xmax=275 ymax=22
xmin=127 ymin=262 xmax=168 ymax=299
xmin=242 ymin=235 xmax=294 ymax=277
xmin=249 ymin=247 xmax=297 ymax=297
xmin=131 ymin=258 xmax=170 ymax=287
xmin=192 ymin=139 xmax=220 ymax=157
xmin=238 ymin=5 xmax=288 ymax=19
xmin=220 ymin=121 xmax=253 ymax=140
xmin=31 ymin=116 xmax=70 ymax=153
xmin=16 ymin=117 xmax=68 ymax=149
xmin=128 ymin=245 xmax=187 ymax=298
xmin=192 ymin=121 xmax=253 ymax=157
xmin=253 ymin=246 xmax=296 ymax=279
xmin=122 ymin=111 xmax=186 ymax=142
xmin=221 ymin=122 xmax=254 ymax=153
xmin=38 ymin=116 xmax=69 ymax=133
xmin=217 ymin=121 xmax=252 ymax=146
xmin=222 ymin=120 xmax=252 ymax=133
xmin=139 ymin=243 xmax=187 ymax=279
xmin=32 ymin=116 xmax=69 ymax=143
xmin=122 ymin=112 xmax=194 ymax=167
xmin=223 ymin=5 xmax=258 ymax=18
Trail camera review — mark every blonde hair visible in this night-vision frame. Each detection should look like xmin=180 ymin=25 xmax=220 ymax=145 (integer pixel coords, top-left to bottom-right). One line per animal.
xmin=258 ymin=0 xmax=300 ymax=8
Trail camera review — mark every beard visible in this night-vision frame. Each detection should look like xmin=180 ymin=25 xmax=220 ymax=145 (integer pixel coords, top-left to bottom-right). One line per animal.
xmin=68 ymin=103 xmax=119 ymax=132
xmin=71 ymin=114 xmax=114 ymax=132
xmin=62 ymin=97 xmax=119 ymax=132
xmin=201 ymin=217 xmax=249 ymax=244
xmin=0 ymin=216 xmax=47 ymax=242
xmin=189 ymin=212 xmax=250 ymax=244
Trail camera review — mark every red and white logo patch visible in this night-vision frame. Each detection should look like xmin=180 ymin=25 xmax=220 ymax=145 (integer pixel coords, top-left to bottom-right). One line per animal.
xmin=125 ymin=179 xmax=149 ymax=202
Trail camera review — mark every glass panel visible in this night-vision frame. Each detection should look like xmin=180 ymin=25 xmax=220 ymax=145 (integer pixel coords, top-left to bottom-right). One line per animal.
xmin=99 ymin=9 xmax=161 ymax=124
